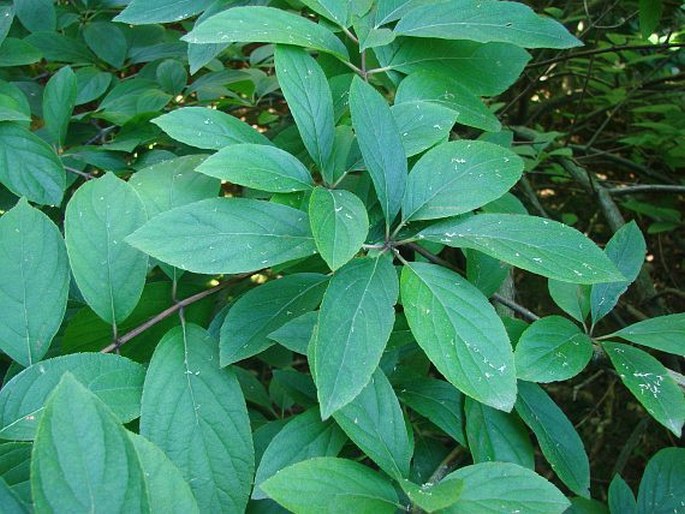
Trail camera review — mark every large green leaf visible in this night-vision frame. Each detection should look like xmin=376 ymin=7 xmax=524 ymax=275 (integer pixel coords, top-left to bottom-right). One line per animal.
xmin=31 ymin=374 xmax=148 ymax=513
xmin=42 ymin=66 xmax=76 ymax=146
xmin=220 ymin=273 xmax=328 ymax=365
xmin=608 ymin=475 xmax=636 ymax=514
xmin=140 ymin=324 xmax=254 ymax=513
xmin=401 ymin=262 xmax=516 ymax=411
xmin=268 ymin=310 xmax=318 ymax=355
xmin=606 ymin=313 xmax=685 ymax=357
xmin=637 ymin=448 xmax=685 ymax=514
xmin=515 ymin=381 xmax=591 ymax=497
xmin=441 ymin=462 xmax=570 ymax=513
xmin=261 ymin=457 xmax=399 ymax=514
xmin=0 ymin=124 xmax=65 ymax=205
xmin=313 ymin=256 xmax=398 ymax=419
xmin=548 ymin=280 xmax=590 ymax=323
xmin=349 ymin=76 xmax=407 ymax=227
xmin=391 ymin=101 xmax=456 ymax=157
xmin=300 ymin=0 xmax=351 ymax=27
xmin=402 ymin=140 xmax=522 ymax=221
xmin=308 ymin=187 xmax=369 ymax=270
xmin=0 ymin=199 xmax=69 ymax=367
xmin=196 ymin=144 xmax=314 ymax=193
xmin=65 ymin=173 xmax=148 ymax=324
xmin=14 ymin=0 xmax=55 ymax=33
xmin=514 ymin=316 xmax=593 ymax=383
xmin=152 ymin=107 xmax=270 ymax=150
xmin=115 ymin=0 xmax=213 ymax=24
xmin=394 ymin=0 xmax=582 ymax=49
xmin=419 ymin=214 xmax=624 ymax=284
xmin=83 ymin=21 xmax=128 ymax=68
xmin=275 ymin=45 xmax=335 ymax=173
xmin=183 ymin=7 xmax=349 ymax=60
xmin=333 ymin=369 xmax=412 ymax=479
xmin=253 ymin=408 xmax=346 ymax=499
xmin=0 ymin=353 xmax=144 ymax=440
xmin=602 ymin=341 xmax=684 ymax=436
xmin=126 ymin=198 xmax=317 ymax=275
xmin=591 ymin=221 xmax=646 ymax=324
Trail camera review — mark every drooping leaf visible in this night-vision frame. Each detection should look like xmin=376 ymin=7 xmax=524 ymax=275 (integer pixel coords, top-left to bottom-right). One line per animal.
xmin=196 ymin=144 xmax=314 ymax=193
xmin=83 ymin=22 xmax=128 ymax=68
xmin=591 ymin=221 xmax=646 ymax=324
xmin=375 ymin=0 xmax=434 ymax=26
xmin=42 ymin=66 xmax=77 ymax=146
xmin=334 ymin=369 xmax=412 ymax=479
xmin=260 ymin=457 xmax=399 ymax=514
xmin=126 ymin=198 xmax=316 ymax=275
xmin=0 ymin=353 xmax=145 ymax=441
xmin=275 ymin=45 xmax=335 ymax=173
xmin=419 ymin=214 xmax=624 ymax=284
xmin=183 ymin=7 xmax=349 ymax=60
xmin=394 ymin=0 xmax=582 ymax=49
xmin=606 ymin=313 xmax=685 ymax=357
xmin=0 ymin=124 xmax=65 ymax=205
xmin=402 ymin=140 xmax=522 ymax=221
xmin=13 ymin=0 xmax=55 ymax=33
xmin=400 ymin=478 xmax=463 ymax=513
xmin=140 ymin=324 xmax=254 ymax=513
xmin=313 ymin=256 xmax=398 ymax=418
xmin=65 ymin=173 xmax=148 ymax=324
xmin=0 ymin=199 xmax=69 ymax=367
xmin=602 ymin=341 xmax=684 ymax=436
xmin=152 ymin=106 xmax=270 ymax=150
xmin=308 ymin=187 xmax=369 ymax=270
xmin=0 ymin=38 xmax=42 ymax=67
xmin=349 ymin=76 xmax=407 ymax=227
xmin=514 ymin=316 xmax=593 ymax=383
xmin=515 ymin=381 xmax=591 ymax=497
xmin=114 ymin=0 xmax=214 ymax=24
xmin=31 ymin=374 xmax=148 ymax=513
xmin=608 ymin=475 xmax=636 ymax=514
xmin=636 ymin=448 xmax=685 ymax=514
xmin=220 ymin=273 xmax=328 ymax=365
xmin=401 ymin=262 xmax=516 ymax=411
xmin=548 ymin=279 xmax=591 ymax=323
xmin=253 ymin=408 xmax=347 ymax=499
xmin=267 ymin=310 xmax=317 ymax=355
xmin=391 ymin=101 xmax=456 ymax=157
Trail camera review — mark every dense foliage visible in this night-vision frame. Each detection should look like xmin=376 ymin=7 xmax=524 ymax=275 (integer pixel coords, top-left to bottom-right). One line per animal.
xmin=0 ymin=1 xmax=683 ymax=513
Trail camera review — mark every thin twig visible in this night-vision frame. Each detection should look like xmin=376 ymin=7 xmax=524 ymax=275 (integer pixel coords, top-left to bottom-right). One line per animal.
xmin=605 ymin=185 xmax=685 ymax=196
xmin=527 ymin=42 xmax=685 ymax=69
xmin=65 ymin=166 xmax=95 ymax=180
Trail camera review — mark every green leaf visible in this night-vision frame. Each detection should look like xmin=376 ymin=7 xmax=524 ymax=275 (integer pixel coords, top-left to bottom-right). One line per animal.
xmin=515 ymin=381 xmax=591 ymax=497
xmin=0 ymin=442 xmax=31 ymax=507
xmin=398 ymin=378 xmax=466 ymax=446
xmin=402 ymin=140 xmax=523 ymax=221
xmin=391 ymin=101 xmax=456 ymax=157
xmin=275 ymin=45 xmax=335 ymax=173
xmin=140 ymin=324 xmax=254 ymax=513
xmin=395 ymin=70 xmax=501 ymax=132
xmin=128 ymin=433 xmax=201 ymax=514
xmin=0 ymin=95 xmax=30 ymax=123
xmin=514 ymin=316 xmax=593 ymax=383
xmin=465 ymin=249 xmax=510 ymax=297
xmin=400 ymin=478 xmax=463 ymax=512
xmin=74 ymin=67 xmax=112 ymax=105
xmin=261 ymin=457 xmax=399 ymax=514
xmin=0 ymin=124 xmax=65 ymax=205
xmin=0 ymin=4 xmax=14 ymax=47
xmin=183 ymin=7 xmax=349 ymax=60
xmin=253 ymin=408 xmax=346 ymax=499
xmin=401 ymin=262 xmax=516 ymax=411
xmin=131 ymin=155 xmax=220 ymax=219
xmin=308 ymin=187 xmax=369 ymax=270
xmin=300 ymin=0 xmax=351 ymax=26
xmin=0 ymin=352 xmax=145 ymax=440
xmin=0 ymin=477 xmax=27 ymax=514
xmin=602 ymin=341 xmax=685 ymax=436
xmin=0 ymin=199 xmax=69 ymax=367
xmin=637 ymin=448 xmax=685 ymax=514
xmin=608 ymin=475 xmax=636 ymax=514
xmin=606 ymin=313 xmax=684 ymax=357
xmin=31 ymin=374 xmax=148 ymax=513
xmin=394 ymin=0 xmax=582 ymax=49
xmin=156 ymin=59 xmax=188 ymax=95
xmin=441 ymin=461 xmax=570 ymax=513
xmin=14 ymin=0 xmax=55 ymax=33
xmin=419 ymin=214 xmax=624 ymax=284
xmin=220 ymin=273 xmax=328 ymax=365
xmin=333 ymin=369 xmax=412 ymax=478
xmin=42 ymin=66 xmax=77 ymax=146
xmin=376 ymin=0 xmax=434 ymax=26
xmin=268 ymin=310 xmax=317 ymax=355
xmin=313 ymin=256 xmax=398 ymax=418
xmin=114 ymin=0 xmax=213 ymax=24
xmin=23 ymin=32 xmax=92 ymax=64
xmin=548 ymin=280 xmax=590 ymax=323
xmin=464 ymin=397 xmax=534 ymax=469
xmin=639 ymin=0 xmax=663 ymax=39
xmin=0 ymin=38 xmax=42 ymax=67
xmin=349 ymin=76 xmax=407 ymax=227
xmin=83 ymin=22 xmax=128 ymax=68
xmin=196 ymin=144 xmax=313 ymax=193
xmin=152 ymin=106 xmax=270 ymax=150
xmin=591 ymin=221 xmax=646 ymax=324
xmin=126 ymin=198 xmax=316 ymax=275
xmin=65 ymin=173 xmax=148 ymax=324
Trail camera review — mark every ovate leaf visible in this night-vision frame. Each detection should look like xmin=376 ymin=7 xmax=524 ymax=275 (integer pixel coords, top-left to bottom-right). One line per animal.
xmin=261 ymin=457 xmax=398 ymax=514
xmin=419 ymin=214 xmax=624 ymax=284
xmin=31 ymin=374 xmax=148 ymax=513
xmin=639 ymin=0 xmax=663 ymax=39
xmin=602 ymin=341 xmax=684 ymax=436
xmin=83 ymin=22 xmax=127 ymax=68
xmin=42 ymin=66 xmax=76 ymax=146
xmin=140 ymin=324 xmax=254 ymax=513
xmin=65 ymin=173 xmax=148 ymax=324
xmin=548 ymin=279 xmax=590 ymax=323
xmin=14 ymin=0 xmax=55 ymax=33
xmin=308 ymin=187 xmax=369 ymax=270
xmin=126 ymin=198 xmax=316 ymax=275
xmin=608 ymin=475 xmax=636 ymax=514
xmin=400 ymin=478 xmax=463 ymax=513
xmin=637 ymin=448 xmax=685 ymax=514
xmin=401 ymin=262 xmax=516 ymax=411
xmin=268 ymin=310 xmax=318 ymax=355
xmin=313 ymin=256 xmax=398 ymax=418
xmin=607 ymin=313 xmax=685 ymax=357
xmin=300 ymin=0 xmax=351 ymax=26
xmin=391 ymin=101 xmax=456 ymax=157
xmin=0 ymin=199 xmax=69 ymax=367
xmin=115 ymin=0 xmax=213 ymax=24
